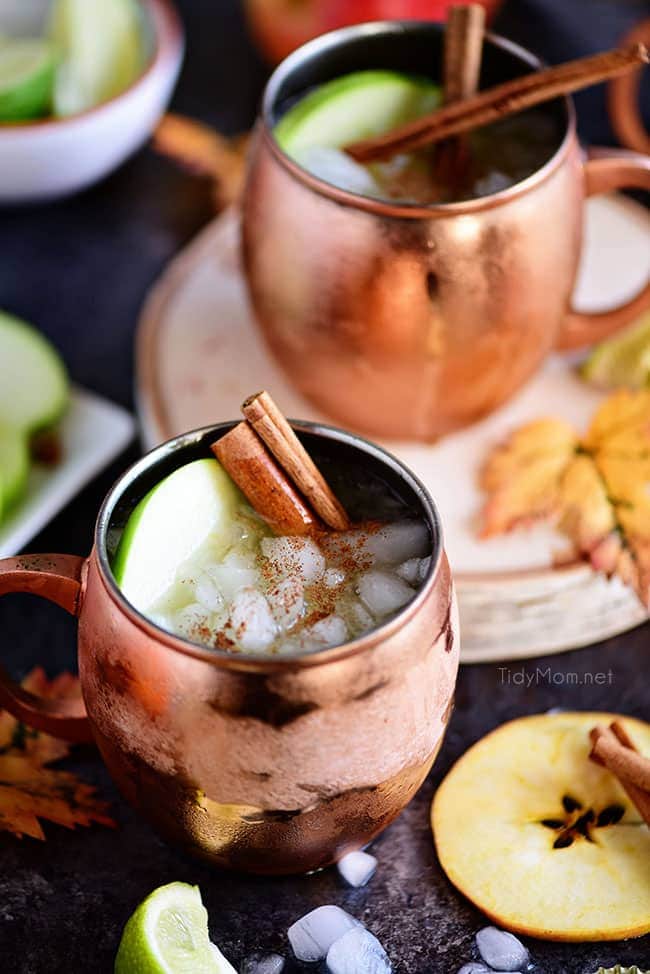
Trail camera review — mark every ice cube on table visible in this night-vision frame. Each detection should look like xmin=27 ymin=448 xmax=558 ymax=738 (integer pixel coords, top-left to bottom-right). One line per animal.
xmin=476 ymin=928 xmax=529 ymax=972
xmin=241 ymin=954 xmax=285 ymax=974
xmin=457 ymin=964 xmax=494 ymax=974
xmin=261 ymin=536 xmax=326 ymax=584
xmin=207 ymin=552 xmax=259 ymax=600
xmin=326 ymin=926 xmax=391 ymax=974
xmin=268 ymin=576 xmax=304 ymax=630
xmin=228 ymin=587 xmax=277 ymax=652
xmin=337 ymin=850 xmax=377 ymax=887
xmin=296 ymin=146 xmax=381 ymax=197
xmin=288 ymin=905 xmax=360 ymax=962
xmin=357 ymin=571 xmax=414 ymax=617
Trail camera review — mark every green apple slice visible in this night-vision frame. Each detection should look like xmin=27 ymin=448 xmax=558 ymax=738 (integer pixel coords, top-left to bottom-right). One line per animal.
xmin=275 ymin=70 xmax=442 ymax=158
xmin=0 ymin=38 xmax=57 ymax=122
xmin=0 ymin=426 xmax=29 ymax=521
xmin=581 ymin=311 xmax=650 ymax=391
xmin=113 ymin=458 xmax=244 ymax=614
xmin=0 ymin=311 xmax=69 ymax=433
xmin=50 ymin=0 xmax=146 ymax=117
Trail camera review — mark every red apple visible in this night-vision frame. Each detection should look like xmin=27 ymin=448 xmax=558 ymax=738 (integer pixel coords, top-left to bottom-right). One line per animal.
xmin=244 ymin=0 xmax=503 ymax=65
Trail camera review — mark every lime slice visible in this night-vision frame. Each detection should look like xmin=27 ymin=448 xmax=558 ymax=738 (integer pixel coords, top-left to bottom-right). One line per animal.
xmin=0 ymin=311 xmax=69 ymax=433
xmin=50 ymin=0 xmax=145 ymax=116
xmin=112 ymin=458 xmax=244 ymax=614
xmin=275 ymin=70 xmax=441 ymax=158
xmin=0 ymin=38 xmax=56 ymax=122
xmin=114 ymin=882 xmax=237 ymax=974
xmin=581 ymin=311 xmax=650 ymax=390
xmin=0 ymin=426 xmax=29 ymax=520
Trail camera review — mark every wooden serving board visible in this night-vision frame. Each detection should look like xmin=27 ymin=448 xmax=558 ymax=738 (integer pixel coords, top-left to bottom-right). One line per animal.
xmin=136 ymin=195 xmax=650 ymax=663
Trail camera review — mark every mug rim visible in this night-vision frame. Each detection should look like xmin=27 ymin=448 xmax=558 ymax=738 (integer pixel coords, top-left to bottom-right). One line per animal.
xmin=94 ymin=419 xmax=445 ymax=672
xmin=260 ymin=20 xmax=577 ymax=219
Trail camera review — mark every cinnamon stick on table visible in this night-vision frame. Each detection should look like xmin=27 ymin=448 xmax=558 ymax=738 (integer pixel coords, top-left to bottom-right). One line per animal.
xmin=589 ymin=722 xmax=650 ymax=826
xmin=242 ymin=391 xmax=350 ymax=531
xmin=347 ymin=43 xmax=649 ymax=163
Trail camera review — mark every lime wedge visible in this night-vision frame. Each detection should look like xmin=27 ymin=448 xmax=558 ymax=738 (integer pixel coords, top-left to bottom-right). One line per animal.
xmin=581 ymin=311 xmax=650 ymax=390
xmin=112 ymin=458 xmax=244 ymax=614
xmin=50 ymin=0 xmax=145 ymax=116
xmin=114 ymin=882 xmax=237 ymax=974
xmin=275 ymin=70 xmax=441 ymax=158
xmin=0 ymin=38 xmax=56 ymax=122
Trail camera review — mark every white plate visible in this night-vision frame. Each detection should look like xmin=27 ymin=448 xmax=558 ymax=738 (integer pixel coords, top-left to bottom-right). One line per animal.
xmin=135 ymin=195 xmax=650 ymax=662
xmin=0 ymin=387 xmax=135 ymax=556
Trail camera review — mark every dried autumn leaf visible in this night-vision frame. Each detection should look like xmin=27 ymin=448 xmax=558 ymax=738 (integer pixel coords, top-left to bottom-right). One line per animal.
xmin=479 ymin=389 xmax=650 ymax=607
xmin=480 ymin=418 xmax=578 ymax=534
xmin=0 ymin=668 xmax=114 ymax=839
xmin=153 ymin=113 xmax=248 ymax=209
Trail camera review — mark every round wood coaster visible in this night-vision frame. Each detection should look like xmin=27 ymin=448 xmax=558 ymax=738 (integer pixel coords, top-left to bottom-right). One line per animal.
xmin=136 ymin=197 xmax=650 ymax=662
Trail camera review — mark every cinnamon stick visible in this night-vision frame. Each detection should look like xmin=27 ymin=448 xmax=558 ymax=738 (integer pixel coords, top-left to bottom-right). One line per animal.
xmin=589 ymin=723 xmax=650 ymax=826
xmin=347 ymin=43 xmax=649 ymax=163
xmin=443 ymin=4 xmax=485 ymax=104
xmin=212 ymin=422 xmax=319 ymax=536
xmin=436 ymin=4 xmax=485 ymax=194
xmin=242 ymin=391 xmax=350 ymax=531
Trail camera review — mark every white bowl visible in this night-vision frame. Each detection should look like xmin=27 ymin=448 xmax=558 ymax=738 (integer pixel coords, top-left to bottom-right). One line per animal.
xmin=0 ymin=0 xmax=184 ymax=203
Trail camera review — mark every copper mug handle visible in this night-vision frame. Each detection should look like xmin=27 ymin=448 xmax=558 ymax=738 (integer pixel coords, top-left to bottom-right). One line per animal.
xmin=557 ymin=148 xmax=650 ymax=350
xmin=608 ymin=17 xmax=650 ymax=156
xmin=0 ymin=554 xmax=93 ymax=742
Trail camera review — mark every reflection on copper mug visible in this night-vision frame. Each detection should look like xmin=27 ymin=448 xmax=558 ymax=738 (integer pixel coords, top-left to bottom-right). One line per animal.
xmin=243 ymin=22 xmax=650 ymax=441
xmin=0 ymin=422 xmax=458 ymax=874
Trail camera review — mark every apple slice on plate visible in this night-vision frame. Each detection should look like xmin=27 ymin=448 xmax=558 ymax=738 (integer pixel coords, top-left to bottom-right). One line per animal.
xmin=113 ymin=458 xmax=244 ymax=614
xmin=0 ymin=427 xmax=29 ymax=522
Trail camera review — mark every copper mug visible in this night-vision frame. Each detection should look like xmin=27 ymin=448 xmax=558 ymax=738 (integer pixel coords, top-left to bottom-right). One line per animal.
xmin=0 ymin=422 xmax=458 ymax=874
xmin=243 ymin=22 xmax=650 ymax=441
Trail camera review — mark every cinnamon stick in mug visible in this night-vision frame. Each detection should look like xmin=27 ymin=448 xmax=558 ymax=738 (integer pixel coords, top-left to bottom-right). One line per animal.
xmin=242 ymin=391 xmax=350 ymax=531
xmin=212 ymin=421 xmax=319 ymax=535
xmin=347 ymin=43 xmax=649 ymax=162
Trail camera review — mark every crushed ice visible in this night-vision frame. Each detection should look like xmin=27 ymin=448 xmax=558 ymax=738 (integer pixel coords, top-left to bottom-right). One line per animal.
xmin=154 ymin=510 xmax=430 ymax=656
xmin=241 ymin=954 xmax=285 ymax=974
xmin=337 ymin=850 xmax=377 ymax=887
xmin=326 ymin=926 xmax=391 ymax=974
xmin=288 ymin=905 xmax=359 ymax=962
xmin=476 ymin=928 xmax=529 ymax=972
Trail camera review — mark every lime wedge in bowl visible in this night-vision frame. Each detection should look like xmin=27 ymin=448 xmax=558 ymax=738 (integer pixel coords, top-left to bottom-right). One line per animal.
xmin=50 ymin=0 xmax=146 ymax=116
xmin=581 ymin=311 xmax=650 ymax=390
xmin=115 ymin=882 xmax=237 ymax=974
xmin=0 ymin=38 xmax=57 ymax=121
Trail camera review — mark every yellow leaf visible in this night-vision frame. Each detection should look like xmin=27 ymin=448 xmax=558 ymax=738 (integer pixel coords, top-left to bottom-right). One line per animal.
xmin=479 ymin=390 xmax=650 ymax=607
xmin=479 ymin=418 xmax=577 ymax=536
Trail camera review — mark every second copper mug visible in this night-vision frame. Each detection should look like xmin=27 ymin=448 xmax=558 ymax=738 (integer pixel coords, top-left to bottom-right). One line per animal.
xmin=0 ymin=422 xmax=458 ymax=874
xmin=243 ymin=21 xmax=650 ymax=440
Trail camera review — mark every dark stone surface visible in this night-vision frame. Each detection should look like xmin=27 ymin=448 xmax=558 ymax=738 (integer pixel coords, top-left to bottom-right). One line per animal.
xmin=0 ymin=1 xmax=648 ymax=971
